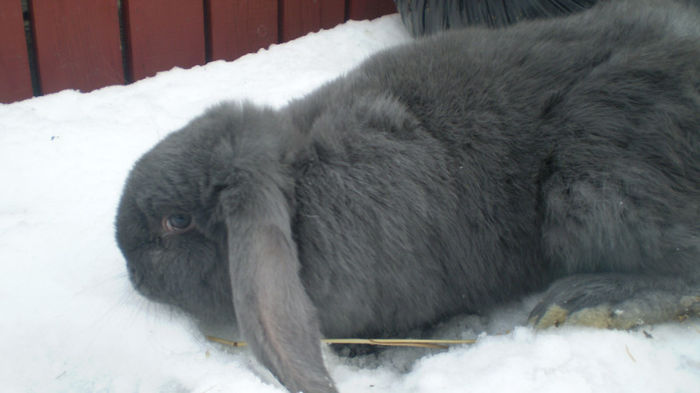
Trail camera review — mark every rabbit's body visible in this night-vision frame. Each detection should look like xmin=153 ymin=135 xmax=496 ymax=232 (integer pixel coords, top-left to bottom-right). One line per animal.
xmin=116 ymin=1 xmax=700 ymax=392
xmin=289 ymin=0 xmax=700 ymax=337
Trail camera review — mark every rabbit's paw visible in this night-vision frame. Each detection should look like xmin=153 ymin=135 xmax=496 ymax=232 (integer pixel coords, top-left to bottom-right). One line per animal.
xmin=528 ymin=275 xmax=700 ymax=329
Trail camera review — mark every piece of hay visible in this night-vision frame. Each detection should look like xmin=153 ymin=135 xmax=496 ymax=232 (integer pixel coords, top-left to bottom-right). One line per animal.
xmin=206 ymin=335 xmax=477 ymax=349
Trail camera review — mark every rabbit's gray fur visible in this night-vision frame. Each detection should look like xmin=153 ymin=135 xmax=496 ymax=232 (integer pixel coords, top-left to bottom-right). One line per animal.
xmin=116 ymin=1 xmax=700 ymax=392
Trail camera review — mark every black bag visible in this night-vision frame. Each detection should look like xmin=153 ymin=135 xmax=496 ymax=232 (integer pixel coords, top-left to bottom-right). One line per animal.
xmin=395 ymin=0 xmax=597 ymax=35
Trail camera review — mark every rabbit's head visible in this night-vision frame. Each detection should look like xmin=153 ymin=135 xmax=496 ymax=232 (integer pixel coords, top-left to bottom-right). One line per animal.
xmin=115 ymin=102 xmax=335 ymax=392
xmin=115 ymin=118 xmax=231 ymax=322
xmin=116 ymin=102 xmax=295 ymax=322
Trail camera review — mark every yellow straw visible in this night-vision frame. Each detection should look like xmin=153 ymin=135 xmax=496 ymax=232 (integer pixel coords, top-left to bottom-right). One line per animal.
xmin=206 ymin=335 xmax=477 ymax=349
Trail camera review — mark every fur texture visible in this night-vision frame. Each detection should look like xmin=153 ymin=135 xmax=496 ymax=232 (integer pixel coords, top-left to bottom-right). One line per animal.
xmin=116 ymin=1 xmax=700 ymax=392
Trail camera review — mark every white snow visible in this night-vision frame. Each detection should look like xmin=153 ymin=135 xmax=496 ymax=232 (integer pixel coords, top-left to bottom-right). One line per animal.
xmin=1 ymin=13 xmax=699 ymax=393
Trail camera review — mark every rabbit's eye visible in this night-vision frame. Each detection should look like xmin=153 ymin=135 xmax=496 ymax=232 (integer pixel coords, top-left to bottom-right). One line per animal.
xmin=162 ymin=213 xmax=194 ymax=234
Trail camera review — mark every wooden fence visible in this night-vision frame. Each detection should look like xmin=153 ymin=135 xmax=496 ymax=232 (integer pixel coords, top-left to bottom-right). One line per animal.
xmin=0 ymin=0 xmax=397 ymax=104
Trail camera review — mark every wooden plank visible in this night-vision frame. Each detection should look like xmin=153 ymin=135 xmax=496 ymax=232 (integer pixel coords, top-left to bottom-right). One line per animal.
xmin=29 ymin=0 xmax=123 ymax=95
xmin=347 ymin=0 xmax=397 ymax=21
xmin=206 ymin=0 xmax=278 ymax=62
xmin=279 ymin=0 xmax=321 ymax=42
xmin=0 ymin=0 xmax=33 ymax=102
xmin=280 ymin=0 xmax=345 ymax=42
xmin=123 ymin=0 xmax=205 ymax=81
xmin=320 ymin=0 xmax=345 ymax=30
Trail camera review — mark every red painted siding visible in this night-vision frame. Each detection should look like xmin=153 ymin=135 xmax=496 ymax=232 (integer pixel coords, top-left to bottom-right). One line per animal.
xmin=280 ymin=0 xmax=321 ymax=42
xmin=280 ymin=0 xmax=347 ymax=42
xmin=30 ymin=0 xmax=123 ymax=94
xmin=320 ymin=0 xmax=346 ymax=30
xmin=0 ymin=0 xmax=33 ymax=103
xmin=347 ymin=0 xmax=397 ymax=21
xmin=123 ymin=0 xmax=206 ymax=81
xmin=0 ymin=0 xmax=399 ymax=103
xmin=207 ymin=0 xmax=278 ymax=62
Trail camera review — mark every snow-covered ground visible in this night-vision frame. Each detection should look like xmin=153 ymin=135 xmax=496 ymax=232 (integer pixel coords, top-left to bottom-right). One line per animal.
xmin=1 ymin=13 xmax=699 ymax=393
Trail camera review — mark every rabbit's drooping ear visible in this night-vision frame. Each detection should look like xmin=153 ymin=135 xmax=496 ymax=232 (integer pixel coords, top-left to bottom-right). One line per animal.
xmin=221 ymin=177 xmax=337 ymax=393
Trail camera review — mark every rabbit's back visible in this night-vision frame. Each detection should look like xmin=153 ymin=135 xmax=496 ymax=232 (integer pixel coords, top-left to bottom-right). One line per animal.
xmin=287 ymin=0 xmax=700 ymax=338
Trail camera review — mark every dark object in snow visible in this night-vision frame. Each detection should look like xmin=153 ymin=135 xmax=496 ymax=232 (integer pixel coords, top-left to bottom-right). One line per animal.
xmin=115 ymin=1 xmax=700 ymax=392
xmin=394 ymin=0 xmax=700 ymax=35
xmin=395 ymin=0 xmax=598 ymax=35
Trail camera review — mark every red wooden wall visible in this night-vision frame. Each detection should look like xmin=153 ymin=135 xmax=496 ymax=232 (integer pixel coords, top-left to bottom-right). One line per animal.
xmin=348 ymin=0 xmax=397 ymax=21
xmin=280 ymin=0 xmax=345 ymax=42
xmin=0 ymin=0 xmax=396 ymax=104
xmin=207 ymin=0 xmax=278 ymax=62
xmin=123 ymin=0 xmax=206 ymax=81
xmin=30 ymin=0 xmax=123 ymax=95
xmin=0 ymin=0 xmax=33 ymax=102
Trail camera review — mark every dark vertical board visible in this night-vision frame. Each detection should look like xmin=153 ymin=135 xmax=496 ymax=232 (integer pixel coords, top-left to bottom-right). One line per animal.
xmin=123 ymin=0 xmax=205 ymax=81
xmin=0 ymin=0 xmax=33 ymax=103
xmin=347 ymin=0 xmax=396 ymax=21
xmin=320 ymin=0 xmax=345 ymax=30
xmin=207 ymin=0 xmax=278 ymax=62
xmin=279 ymin=0 xmax=321 ymax=42
xmin=30 ymin=0 xmax=122 ymax=95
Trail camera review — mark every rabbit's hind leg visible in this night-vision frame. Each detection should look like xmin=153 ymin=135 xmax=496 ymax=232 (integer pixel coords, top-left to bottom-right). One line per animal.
xmin=528 ymin=273 xmax=700 ymax=329
xmin=531 ymin=174 xmax=700 ymax=329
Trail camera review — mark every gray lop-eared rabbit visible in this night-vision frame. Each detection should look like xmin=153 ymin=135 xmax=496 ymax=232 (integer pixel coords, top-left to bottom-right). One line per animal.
xmin=116 ymin=1 xmax=700 ymax=392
